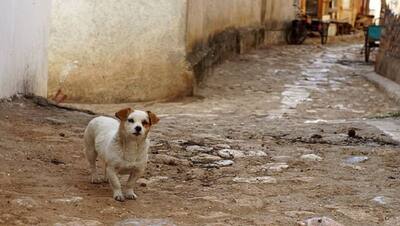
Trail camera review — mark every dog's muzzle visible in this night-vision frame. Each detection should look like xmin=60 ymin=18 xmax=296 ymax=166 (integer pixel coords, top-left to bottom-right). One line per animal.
xmin=133 ymin=126 xmax=142 ymax=136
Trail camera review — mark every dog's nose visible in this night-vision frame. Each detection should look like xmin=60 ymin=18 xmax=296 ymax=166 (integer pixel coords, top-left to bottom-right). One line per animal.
xmin=135 ymin=126 xmax=142 ymax=132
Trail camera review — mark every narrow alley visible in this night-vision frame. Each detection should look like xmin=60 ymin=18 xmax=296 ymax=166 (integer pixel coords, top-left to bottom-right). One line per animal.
xmin=1 ymin=42 xmax=399 ymax=225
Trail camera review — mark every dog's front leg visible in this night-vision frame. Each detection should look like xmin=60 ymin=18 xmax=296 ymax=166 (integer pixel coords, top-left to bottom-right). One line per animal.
xmin=126 ymin=167 xmax=145 ymax=200
xmin=106 ymin=166 xmax=124 ymax=202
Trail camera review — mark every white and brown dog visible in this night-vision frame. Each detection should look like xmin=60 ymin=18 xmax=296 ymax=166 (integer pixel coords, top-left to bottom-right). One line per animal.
xmin=84 ymin=108 xmax=159 ymax=201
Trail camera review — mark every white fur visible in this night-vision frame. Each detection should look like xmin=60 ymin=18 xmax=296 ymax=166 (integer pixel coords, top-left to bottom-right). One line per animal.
xmin=84 ymin=110 xmax=155 ymax=201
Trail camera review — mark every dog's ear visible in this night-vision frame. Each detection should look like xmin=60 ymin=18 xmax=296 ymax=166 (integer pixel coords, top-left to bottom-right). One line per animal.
xmin=115 ymin=108 xmax=133 ymax=121
xmin=147 ymin=111 xmax=160 ymax=125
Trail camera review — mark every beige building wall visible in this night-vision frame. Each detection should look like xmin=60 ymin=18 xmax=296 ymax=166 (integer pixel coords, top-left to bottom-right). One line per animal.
xmin=337 ymin=0 xmax=361 ymax=25
xmin=264 ymin=0 xmax=296 ymax=44
xmin=49 ymin=0 xmax=295 ymax=103
xmin=0 ymin=0 xmax=51 ymax=99
xmin=48 ymin=0 xmax=192 ymax=103
xmin=186 ymin=0 xmax=263 ymax=50
xmin=376 ymin=0 xmax=400 ymax=84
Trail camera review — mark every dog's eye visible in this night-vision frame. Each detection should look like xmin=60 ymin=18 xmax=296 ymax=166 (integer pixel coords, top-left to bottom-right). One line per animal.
xmin=128 ymin=119 xmax=134 ymax=123
xmin=142 ymin=120 xmax=148 ymax=125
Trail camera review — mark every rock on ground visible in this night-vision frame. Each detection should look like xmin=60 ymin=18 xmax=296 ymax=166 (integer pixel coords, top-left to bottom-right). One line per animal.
xmin=299 ymin=217 xmax=343 ymax=226
xmin=233 ymin=176 xmax=277 ymax=184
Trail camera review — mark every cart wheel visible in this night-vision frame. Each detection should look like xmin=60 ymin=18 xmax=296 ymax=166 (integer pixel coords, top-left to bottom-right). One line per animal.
xmin=365 ymin=41 xmax=370 ymax=62
xmin=286 ymin=27 xmax=295 ymax=44
xmin=286 ymin=27 xmax=307 ymax=45
xmin=296 ymin=31 xmax=307 ymax=45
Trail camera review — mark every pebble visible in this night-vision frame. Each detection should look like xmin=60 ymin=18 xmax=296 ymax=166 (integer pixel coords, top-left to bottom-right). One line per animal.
xmin=342 ymin=164 xmax=363 ymax=170
xmin=217 ymin=149 xmax=233 ymax=159
xmin=285 ymin=211 xmax=315 ymax=217
xmin=271 ymin=156 xmax=292 ymax=162
xmin=344 ymin=156 xmax=369 ymax=164
xmin=298 ymin=216 xmax=343 ymax=226
xmin=371 ymin=196 xmax=387 ymax=205
xmin=172 ymin=139 xmax=186 ymax=144
xmin=215 ymin=160 xmax=234 ymax=167
xmin=217 ymin=149 xmax=266 ymax=159
xmin=186 ymin=145 xmax=213 ymax=153
xmin=218 ymin=149 xmax=244 ymax=159
xmin=233 ymin=176 xmax=277 ymax=184
xmin=262 ymin=163 xmax=289 ymax=173
xmin=11 ymin=197 xmax=38 ymax=209
xmin=51 ymin=196 xmax=83 ymax=204
xmin=292 ymin=177 xmax=314 ymax=183
xmin=54 ymin=220 xmax=102 ymax=226
xmin=248 ymin=150 xmax=268 ymax=157
xmin=213 ymin=144 xmax=231 ymax=149
xmin=191 ymin=154 xmax=222 ymax=164
xmin=301 ymin=154 xmax=322 ymax=161
xmin=45 ymin=117 xmax=67 ymax=125
xmin=115 ymin=218 xmax=175 ymax=226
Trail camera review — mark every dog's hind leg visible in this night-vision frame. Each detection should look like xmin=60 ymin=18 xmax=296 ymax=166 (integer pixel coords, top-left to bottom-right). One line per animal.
xmin=84 ymin=134 xmax=104 ymax=184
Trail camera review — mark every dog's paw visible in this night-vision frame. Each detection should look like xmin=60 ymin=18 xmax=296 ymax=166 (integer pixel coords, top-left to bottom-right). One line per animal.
xmin=125 ymin=190 xmax=138 ymax=200
xmin=113 ymin=191 xmax=125 ymax=202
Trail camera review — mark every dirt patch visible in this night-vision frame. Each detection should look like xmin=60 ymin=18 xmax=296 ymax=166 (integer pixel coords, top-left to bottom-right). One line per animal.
xmin=1 ymin=43 xmax=400 ymax=225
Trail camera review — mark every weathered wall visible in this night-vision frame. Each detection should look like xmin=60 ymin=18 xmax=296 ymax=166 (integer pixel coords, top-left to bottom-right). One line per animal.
xmin=49 ymin=0 xmax=192 ymax=103
xmin=186 ymin=0 xmax=263 ymax=50
xmin=186 ymin=0 xmax=261 ymax=49
xmin=0 ymin=0 xmax=51 ymax=99
xmin=264 ymin=0 xmax=296 ymax=44
xmin=186 ymin=0 xmax=265 ymax=82
xmin=376 ymin=1 xmax=400 ymax=84
xmin=337 ymin=0 xmax=364 ymax=25
xmin=338 ymin=0 xmax=355 ymax=25
xmin=186 ymin=0 xmax=294 ymax=47
xmin=186 ymin=0 xmax=295 ymax=82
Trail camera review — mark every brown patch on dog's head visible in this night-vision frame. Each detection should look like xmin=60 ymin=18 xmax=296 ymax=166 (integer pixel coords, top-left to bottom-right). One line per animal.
xmin=147 ymin=111 xmax=160 ymax=126
xmin=115 ymin=108 xmax=133 ymax=121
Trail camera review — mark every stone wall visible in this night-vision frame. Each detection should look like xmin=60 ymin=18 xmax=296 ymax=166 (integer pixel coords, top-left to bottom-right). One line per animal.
xmin=376 ymin=3 xmax=400 ymax=84
xmin=0 ymin=0 xmax=51 ymax=99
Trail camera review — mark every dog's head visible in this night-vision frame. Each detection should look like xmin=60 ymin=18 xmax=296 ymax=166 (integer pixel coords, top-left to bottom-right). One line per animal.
xmin=115 ymin=108 xmax=159 ymax=139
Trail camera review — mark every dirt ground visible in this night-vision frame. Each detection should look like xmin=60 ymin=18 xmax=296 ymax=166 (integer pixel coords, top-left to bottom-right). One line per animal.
xmin=1 ymin=41 xmax=400 ymax=226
